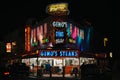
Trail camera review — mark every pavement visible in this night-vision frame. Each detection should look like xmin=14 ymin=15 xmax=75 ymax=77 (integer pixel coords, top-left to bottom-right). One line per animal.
xmin=27 ymin=74 xmax=81 ymax=80
xmin=28 ymin=76 xmax=81 ymax=80
xmin=5 ymin=71 xmax=112 ymax=80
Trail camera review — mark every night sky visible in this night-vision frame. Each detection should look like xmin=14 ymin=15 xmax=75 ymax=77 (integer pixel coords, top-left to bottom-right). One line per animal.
xmin=0 ymin=0 xmax=116 ymax=53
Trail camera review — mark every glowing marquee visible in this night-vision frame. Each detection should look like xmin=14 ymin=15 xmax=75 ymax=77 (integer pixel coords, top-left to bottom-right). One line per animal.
xmin=47 ymin=3 xmax=69 ymax=15
xmin=40 ymin=50 xmax=79 ymax=57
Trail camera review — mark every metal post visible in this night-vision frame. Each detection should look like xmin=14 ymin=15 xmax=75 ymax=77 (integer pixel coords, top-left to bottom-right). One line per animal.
xmin=62 ymin=66 xmax=65 ymax=78
xmin=79 ymin=57 xmax=81 ymax=78
xmin=50 ymin=66 xmax=52 ymax=78
xmin=37 ymin=55 xmax=38 ymax=77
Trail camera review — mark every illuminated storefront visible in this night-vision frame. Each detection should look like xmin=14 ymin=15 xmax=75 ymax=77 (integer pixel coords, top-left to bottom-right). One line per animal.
xmin=23 ymin=3 xmax=94 ymax=75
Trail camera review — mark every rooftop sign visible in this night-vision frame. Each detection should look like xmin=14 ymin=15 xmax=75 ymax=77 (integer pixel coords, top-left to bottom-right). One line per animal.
xmin=46 ymin=3 xmax=69 ymax=16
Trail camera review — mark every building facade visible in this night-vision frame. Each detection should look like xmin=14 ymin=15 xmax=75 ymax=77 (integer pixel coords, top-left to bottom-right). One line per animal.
xmin=1 ymin=3 xmax=102 ymax=76
xmin=23 ymin=3 xmax=95 ymax=75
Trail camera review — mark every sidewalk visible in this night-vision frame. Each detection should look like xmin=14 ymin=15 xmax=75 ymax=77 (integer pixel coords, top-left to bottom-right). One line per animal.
xmin=28 ymin=76 xmax=81 ymax=80
xmin=28 ymin=73 xmax=81 ymax=80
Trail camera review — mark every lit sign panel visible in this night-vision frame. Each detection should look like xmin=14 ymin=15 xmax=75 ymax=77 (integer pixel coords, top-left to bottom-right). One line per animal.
xmin=6 ymin=43 xmax=11 ymax=53
xmin=52 ymin=21 xmax=67 ymax=44
xmin=53 ymin=21 xmax=67 ymax=28
xmin=40 ymin=50 xmax=79 ymax=57
xmin=25 ymin=26 xmax=31 ymax=51
xmin=46 ymin=3 xmax=69 ymax=15
xmin=55 ymin=31 xmax=64 ymax=44
xmin=56 ymin=31 xmax=64 ymax=38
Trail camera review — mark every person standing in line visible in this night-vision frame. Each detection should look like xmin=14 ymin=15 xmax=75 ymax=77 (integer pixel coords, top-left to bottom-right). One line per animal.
xmin=46 ymin=62 xmax=51 ymax=74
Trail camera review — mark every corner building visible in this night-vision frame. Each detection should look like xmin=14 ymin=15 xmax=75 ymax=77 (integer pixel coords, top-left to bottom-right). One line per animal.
xmin=23 ymin=3 xmax=94 ymax=75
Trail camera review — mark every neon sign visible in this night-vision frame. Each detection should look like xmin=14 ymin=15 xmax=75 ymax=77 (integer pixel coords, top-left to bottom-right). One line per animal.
xmin=52 ymin=21 xmax=67 ymax=28
xmin=46 ymin=3 xmax=69 ymax=15
xmin=56 ymin=31 xmax=64 ymax=38
xmin=40 ymin=50 xmax=79 ymax=57
xmin=56 ymin=39 xmax=64 ymax=44
xmin=52 ymin=21 xmax=67 ymax=44
xmin=55 ymin=31 xmax=65 ymax=44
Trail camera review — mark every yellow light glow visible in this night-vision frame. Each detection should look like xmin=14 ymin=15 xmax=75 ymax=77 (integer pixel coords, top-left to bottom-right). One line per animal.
xmin=104 ymin=38 xmax=108 ymax=41
xmin=49 ymin=4 xmax=67 ymax=11
xmin=12 ymin=42 xmax=16 ymax=46
xmin=6 ymin=43 xmax=11 ymax=52
xmin=109 ymin=52 xmax=112 ymax=58
xmin=104 ymin=37 xmax=108 ymax=46
xmin=47 ymin=3 xmax=69 ymax=15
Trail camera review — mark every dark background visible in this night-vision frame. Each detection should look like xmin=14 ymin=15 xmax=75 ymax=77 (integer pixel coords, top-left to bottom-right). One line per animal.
xmin=0 ymin=0 xmax=117 ymax=56
xmin=0 ymin=0 xmax=113 ymax=38
xmin=0 ymin=0 xmax=120 ymax=76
